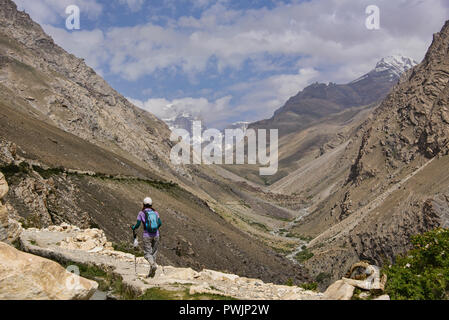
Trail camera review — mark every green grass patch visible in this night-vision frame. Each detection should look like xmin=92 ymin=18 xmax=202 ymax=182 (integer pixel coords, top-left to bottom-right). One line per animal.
xmin=284 ymin=232 xmax=313 ymax=241
xmin=59 ymin=261 xmax=133 ymax=298
xmin=32 ymin=165 xmax=65 ymax=179
xmin=112 ymin=241 xmax=144 ymax=257
xmin=248 ymin=221 xmax=270 ymax=232
xmin=294 ymin=249 xmax=314 ymax=263
xmin=285 ymin=278 xmax=294 ymax=286
xmin=2 ymin=160 xmax=179 ymax=193
xmin=0 ymin=162 xmax=30 ymax=180
xmin=300 ymin=282 xmax=318 ymax=291
xmin=272 ymin=247 xmax=292 ymax=255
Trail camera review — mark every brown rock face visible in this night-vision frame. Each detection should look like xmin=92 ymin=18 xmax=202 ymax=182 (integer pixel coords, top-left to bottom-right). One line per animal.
xmin=296 ymin=20 xmax=449 ymax=281
xmin=0 ymin=242 xmax=98 ymax=300
xmin=351 ymin=21 xmax=449 ymax=184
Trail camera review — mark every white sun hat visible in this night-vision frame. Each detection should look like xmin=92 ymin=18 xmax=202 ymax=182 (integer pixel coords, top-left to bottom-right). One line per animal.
xmin=143 ymin=197 xmax=153 ymax=205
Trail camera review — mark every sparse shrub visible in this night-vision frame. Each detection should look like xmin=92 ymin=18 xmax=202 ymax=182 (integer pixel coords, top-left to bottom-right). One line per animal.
xmin=249 ymin=221 xmax=269 ymax=231
xmin=0 ymin=162 xmax=30 ymax=179
xmin=316 ymin=272 xmax=331 ymax=284
xmin=285 ymin=278 xmax=294 ymax=286
xmin=295 ymin=248 xmax=314 ymax=263
xmin=32 ymin=165 xmax=65 ymax=179
xmin=300 ymin=282 xmax=318 ymax=291
xmin=383 ymin=228 xmax=449 ymax=300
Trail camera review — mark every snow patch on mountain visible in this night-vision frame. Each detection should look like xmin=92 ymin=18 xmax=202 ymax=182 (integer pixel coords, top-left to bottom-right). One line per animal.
xmin=374 ymin=55 xmax=418 ymax=77
xmin=351 ymin=55 xmax=418 ymax=84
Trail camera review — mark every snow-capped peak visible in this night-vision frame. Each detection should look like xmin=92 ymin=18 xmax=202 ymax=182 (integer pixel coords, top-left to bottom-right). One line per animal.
xmin=350 ymin=55 xmax=418 ymax=84
xmin=374 ymin=55 xmax=418 ymax=78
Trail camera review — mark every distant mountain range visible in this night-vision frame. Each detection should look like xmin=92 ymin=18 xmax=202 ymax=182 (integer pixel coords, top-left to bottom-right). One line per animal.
xmin=250 ymin=55 xmax=418 ymax=136
xmin=223 ymin=55 xmax=418 ymax=186
xmin=161 ymin=56 xmax=417 ymax=137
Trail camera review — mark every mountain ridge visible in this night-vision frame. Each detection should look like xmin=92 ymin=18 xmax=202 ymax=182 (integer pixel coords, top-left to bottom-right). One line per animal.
xmin=290 ymin=20 xmax=449 ymax=284
xmin=251 ymin=55 xmax=418 ymax=137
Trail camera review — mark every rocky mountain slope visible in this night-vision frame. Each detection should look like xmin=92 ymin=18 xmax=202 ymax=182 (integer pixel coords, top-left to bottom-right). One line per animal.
xmin=0 ymin=0 xmax=310 ymax=285
xmin=0 ymin=0 xmax=179 ymax=180
xmin=290 ymin=21 xmax=449 ymax=285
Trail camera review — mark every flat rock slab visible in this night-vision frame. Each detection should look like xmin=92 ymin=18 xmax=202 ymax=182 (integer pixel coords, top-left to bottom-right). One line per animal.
xmin=0 ymin=242 xmax=97 ymax=300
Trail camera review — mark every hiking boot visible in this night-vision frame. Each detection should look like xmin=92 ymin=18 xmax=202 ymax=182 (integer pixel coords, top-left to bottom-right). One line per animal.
xmin=148 ymin=266 xmax=156 ymax=278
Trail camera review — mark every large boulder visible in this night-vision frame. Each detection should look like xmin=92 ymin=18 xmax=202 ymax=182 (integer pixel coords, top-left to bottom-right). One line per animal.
xmin=0 ymin=172 xmax=8 ymax=199
xmin=0 ymin=242 xmax=98 ymax=300
xmin=323 ymin=280 xmax=355 ymax=300
xmin=0 ymin=171 xmax=22 ymax=244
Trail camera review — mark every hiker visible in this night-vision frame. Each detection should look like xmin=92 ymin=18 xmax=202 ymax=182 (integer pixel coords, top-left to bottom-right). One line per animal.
xmin=131 ymin=197 xmax=162 ymax=278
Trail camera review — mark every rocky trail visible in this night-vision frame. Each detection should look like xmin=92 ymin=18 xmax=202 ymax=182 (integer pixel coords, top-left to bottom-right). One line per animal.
xmin=19 ymin=224 xmax=323 ymax=300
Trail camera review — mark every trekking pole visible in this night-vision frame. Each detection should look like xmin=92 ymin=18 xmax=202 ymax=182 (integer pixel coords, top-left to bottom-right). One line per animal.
xmin=131 ymin=226 xmax=138 ymax=275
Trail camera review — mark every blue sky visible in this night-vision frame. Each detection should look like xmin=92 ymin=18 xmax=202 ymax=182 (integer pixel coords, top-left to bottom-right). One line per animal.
xmin=13 ymin=0 xmax=449 ymax=128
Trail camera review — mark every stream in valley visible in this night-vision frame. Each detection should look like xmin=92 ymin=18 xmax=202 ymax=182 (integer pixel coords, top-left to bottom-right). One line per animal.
xmin=270 ymin=208 xmax=312 ymax=264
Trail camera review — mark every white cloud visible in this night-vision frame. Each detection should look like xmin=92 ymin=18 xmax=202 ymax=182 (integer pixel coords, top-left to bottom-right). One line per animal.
xmin=15 ymin=0 xmax=449 ymax=83
xmin=13 ymin=0 xmax=102 ymax=25
xmin=128 ymin=96 xmax=234 ymax=128
xmin=228 ymin=68 xmax=320 ymax=121
xmin=128 ymin=68 xmax=318 ymax=128
xmin=14 ymin=0 xmax=449 ymax=127
xmin=77 ymin=0 xmax=447 ymax=83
